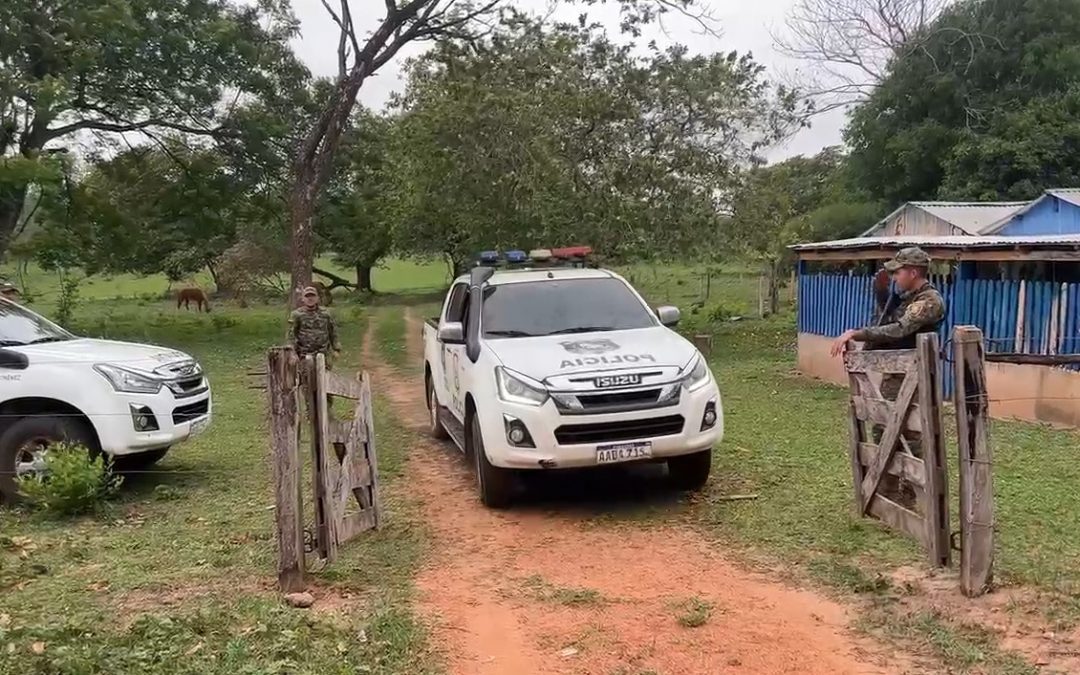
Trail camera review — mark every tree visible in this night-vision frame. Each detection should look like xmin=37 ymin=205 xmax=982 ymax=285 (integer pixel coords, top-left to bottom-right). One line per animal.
xmin=317 ymin=109 xmax=395 ymax=292
xmin=0 ymin=0 xmax=304 ymax=257
xmin=286 ymin=0 xmax=721 ymax=303
xmin=30 ymin=142 xmax=243 ymax=285
xmin=845 ymin=0 xmax=1080 ymax=203
xmin=728 ymin=147 xmax=883 ymax=312
xmin=776 ymin=0 xmax=951 ymax=111
xmin=388 ymin=15 xmax=802 ymax=269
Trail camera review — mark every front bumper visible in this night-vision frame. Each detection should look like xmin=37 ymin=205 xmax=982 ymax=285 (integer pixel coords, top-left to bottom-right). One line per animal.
xmin=476 ymin=381 xmax=722 ymax=470
xmin=91 ymin=387 xmax=213 ymax=457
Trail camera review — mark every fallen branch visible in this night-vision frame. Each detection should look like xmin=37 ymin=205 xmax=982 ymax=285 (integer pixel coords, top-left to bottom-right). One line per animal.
xmin=312 ymin=266 xmax=357 ymax=291
xmin=712 ymin=494 xmax=760 ymax=501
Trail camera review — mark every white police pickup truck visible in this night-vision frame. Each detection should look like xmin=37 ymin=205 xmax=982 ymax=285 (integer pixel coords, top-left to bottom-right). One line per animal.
xmin=0 ymin=298 xmax=211 ymax=502
xmin=422 ymin=251 xmax=722 ymax=507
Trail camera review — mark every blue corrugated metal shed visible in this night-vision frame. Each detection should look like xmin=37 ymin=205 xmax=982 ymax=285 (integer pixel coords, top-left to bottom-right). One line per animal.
xmin=987 ymin=189 xmax=1080 ymax=236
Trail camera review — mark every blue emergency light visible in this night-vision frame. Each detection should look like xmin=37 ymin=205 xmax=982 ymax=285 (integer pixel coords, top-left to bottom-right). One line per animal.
xmin=477 ymin=250 xmax=500 ymax=264
xmin=504 ymin=250 xmax=527 ymax=263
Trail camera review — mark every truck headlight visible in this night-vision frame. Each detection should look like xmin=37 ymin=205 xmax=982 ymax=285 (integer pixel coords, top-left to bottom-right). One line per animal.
xmin=495 ymin=367 xmax=548 ymax=407
xmin=94 ymin=364 xmax=163 ymax=394
xmin=681 ymin=354 xmax=711 ymax=392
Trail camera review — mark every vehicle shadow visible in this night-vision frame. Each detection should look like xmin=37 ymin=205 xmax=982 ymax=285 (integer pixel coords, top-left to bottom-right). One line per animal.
xmin=513 ymin=462 xmax=688 ymax=518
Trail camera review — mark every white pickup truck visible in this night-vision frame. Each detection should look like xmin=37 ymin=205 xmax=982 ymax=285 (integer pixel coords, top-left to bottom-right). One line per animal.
xmin=0 ymin=298 xmax=212 ymax=502
xmin=422 ymin=261 xmax=722 ymax=507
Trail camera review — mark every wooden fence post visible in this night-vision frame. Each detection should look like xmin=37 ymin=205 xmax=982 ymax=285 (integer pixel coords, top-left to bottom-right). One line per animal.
xmin=268 ymin=347 xmax=304 ymax=593
xmin=953 ymin=326 xmax=994 ymax=596
xmin=916 ymin=333 xmax=951 ymax=568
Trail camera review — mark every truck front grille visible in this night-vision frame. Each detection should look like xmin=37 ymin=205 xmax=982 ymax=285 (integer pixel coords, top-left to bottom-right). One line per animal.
xmin=553 ymin=388 xmax=679 ymax=414
xmin=554 ymin=415 xmax=684 ymax=445
xmin=173 ymin=399 xmax=209 ymax=425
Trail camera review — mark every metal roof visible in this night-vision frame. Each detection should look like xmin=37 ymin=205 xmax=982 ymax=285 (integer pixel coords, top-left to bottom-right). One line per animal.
xmin=862 ymin=201 xmax=1028 ymax=236
xmin=1049 ymin=189 xmax=1080 ymax=208
xmin=792 ymin=234 xmax=1080 ymax=252
xmin=980 ymin=188 xmax=1080 ymax=233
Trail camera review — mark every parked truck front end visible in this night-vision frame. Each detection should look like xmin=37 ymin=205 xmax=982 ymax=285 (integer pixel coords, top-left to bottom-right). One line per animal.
xmin=423 ymin=259 xmax=722 ymax=508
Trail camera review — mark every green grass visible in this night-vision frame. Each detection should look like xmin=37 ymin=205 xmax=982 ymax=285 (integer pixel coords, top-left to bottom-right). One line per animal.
xmin=521 ymin=575 xmax=604 ymax=607
xmin=374 ymin=308 xmax=409 ymax=369
xmin=673 ymin=597 xmax=715 ymax=628
xmin=0 ymin=297 xmax=437 ymax=674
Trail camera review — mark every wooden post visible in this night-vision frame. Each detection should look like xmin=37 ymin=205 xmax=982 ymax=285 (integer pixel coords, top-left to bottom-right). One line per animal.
xmin=692 ymin=334 xmax=713 ymax=356
xmin=953 ymin=326 xmax=994 ymax=596
xmin=268 ymin=347 xmax=304 ymax=593
xmin=916 ymin=333 xmax=950 ymax=568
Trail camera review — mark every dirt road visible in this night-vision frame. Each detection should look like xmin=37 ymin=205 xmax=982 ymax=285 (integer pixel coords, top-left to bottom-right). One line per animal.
xmin=370 ymin=310 xmax=911 ymax=675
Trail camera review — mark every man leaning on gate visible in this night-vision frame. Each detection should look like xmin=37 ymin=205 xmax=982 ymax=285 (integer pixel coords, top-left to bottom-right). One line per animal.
xmin=829 ymin=247 xmax=946 ymax=505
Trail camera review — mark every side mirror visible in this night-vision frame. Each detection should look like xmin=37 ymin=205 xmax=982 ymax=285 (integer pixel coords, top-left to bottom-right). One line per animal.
xmin=656 ymin=305 xmax=680 ymax=327
xmin=0 ymin=348 xmax=28 ymax=370
xmin=437 ymin=321 xmax=465 ymax=344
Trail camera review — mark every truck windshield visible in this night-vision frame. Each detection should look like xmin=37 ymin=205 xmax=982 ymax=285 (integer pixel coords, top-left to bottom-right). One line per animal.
xmin=0 ymin=300 xmax=74 ymax=346
xmin=482 ymin=278 xmax=655 ymax=338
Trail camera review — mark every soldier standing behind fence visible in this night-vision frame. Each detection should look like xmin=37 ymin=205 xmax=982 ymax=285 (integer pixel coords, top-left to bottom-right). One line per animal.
xmin=289 ymin=286 xmax=341 ymax=368
xmin=831 ymin=247 xmax=945 ymax=505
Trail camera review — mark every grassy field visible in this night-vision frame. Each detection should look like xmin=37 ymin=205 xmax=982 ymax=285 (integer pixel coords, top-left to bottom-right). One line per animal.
xmin=0 ymin=298 xmax=438 ymax=674
xmin=5 ymin=257 xmax=1080 ymax=672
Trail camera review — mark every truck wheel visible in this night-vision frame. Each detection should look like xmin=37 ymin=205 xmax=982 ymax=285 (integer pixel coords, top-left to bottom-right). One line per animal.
xmin=426 ymin=375 xmax=449 ymax=440
xmin=113 ymin=447 xmax=170 ymax=471
xmin=668 ymin=449 xmax=712 ymax=491
xmin=468 ymin=413 xmax=513 ymax=509
xmin=0 ymin=416 xmax=96 ymax=503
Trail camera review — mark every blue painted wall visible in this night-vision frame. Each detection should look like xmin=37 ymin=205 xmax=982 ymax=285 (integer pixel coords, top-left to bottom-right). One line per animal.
xmin=996 ymin=195 xmax=1080 ymax=235
xmin=798 ymin=273 xmax=1080 ymax=396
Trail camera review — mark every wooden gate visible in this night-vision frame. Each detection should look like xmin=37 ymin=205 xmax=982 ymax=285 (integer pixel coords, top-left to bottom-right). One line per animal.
xmin=267 ymin=347 xmax=380 ymax=593
xmin=844 ymin=332 xmax=951 ymax=567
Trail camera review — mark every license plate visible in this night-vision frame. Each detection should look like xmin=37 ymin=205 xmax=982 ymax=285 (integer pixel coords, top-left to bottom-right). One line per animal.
xmin=594 ymin=374 xmax=642 ymax=388
xmin=596 ymin=441 xmax=652 ymax=465
xmin=189 ymin=417 xmax=209 ymax=437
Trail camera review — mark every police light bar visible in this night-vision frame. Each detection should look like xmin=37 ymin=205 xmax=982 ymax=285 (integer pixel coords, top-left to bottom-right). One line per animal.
xmin=551 ymin=246 xmax=592 ymax=259
xmin=477 ymin=250 xmax=500 ymax=265
xmin=505 ymin=250 xmax=527 ymax=263
xmin=529 ymin=248 xmax=553 ymax=262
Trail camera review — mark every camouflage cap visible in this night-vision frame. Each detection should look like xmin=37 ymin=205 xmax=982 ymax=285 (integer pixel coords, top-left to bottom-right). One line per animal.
xmin=302 ymin=286 xmax=319 ymax=297
xmin=884 ymin=247 xmax=931 ymax=271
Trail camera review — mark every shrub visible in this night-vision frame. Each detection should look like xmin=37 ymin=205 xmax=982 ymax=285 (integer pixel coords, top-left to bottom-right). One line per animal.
xmin=16 ymin=443 xmax=122 ymax=516
xmin=54 ymin=272 xmax=81 ymax=326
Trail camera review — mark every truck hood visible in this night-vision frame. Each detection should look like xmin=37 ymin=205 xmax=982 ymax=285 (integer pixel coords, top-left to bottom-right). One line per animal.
xmin=484 ymin=326 xmax=696 ymax=381
xmin=15 ymin=338 xmax=194 ymax=372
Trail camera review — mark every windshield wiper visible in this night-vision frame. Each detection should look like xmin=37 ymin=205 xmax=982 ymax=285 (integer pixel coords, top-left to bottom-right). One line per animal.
xmin=25 ymin=336 xmax=69 ymax=345
xmin=485 ymin=330 xmax=537 ymax=338
xmin=0 ymin=340 xmax=25 ymax=347
xmin=547 ymin=326 xmax=613 ymax=335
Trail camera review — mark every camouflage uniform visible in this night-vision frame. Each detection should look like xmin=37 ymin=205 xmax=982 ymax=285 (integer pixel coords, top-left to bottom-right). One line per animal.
xmin=289 ymin=305 xmax=340 ymax=368
xmin=851 ymin=248 xmax=945 ymax=506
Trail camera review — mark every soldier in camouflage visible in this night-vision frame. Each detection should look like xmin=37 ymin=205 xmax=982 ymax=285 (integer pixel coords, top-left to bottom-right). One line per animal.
xmin=289 ymin=286 xmax=341 ymax=367
xmin=831 ymin=247 xmax=946 ymax=506
xmin=830 ymin=247 xmax=946 ymax=358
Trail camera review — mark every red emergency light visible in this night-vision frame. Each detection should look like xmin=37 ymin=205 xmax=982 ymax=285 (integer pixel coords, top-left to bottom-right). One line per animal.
xmin=551 ymin=246 xmax=592 ymax=259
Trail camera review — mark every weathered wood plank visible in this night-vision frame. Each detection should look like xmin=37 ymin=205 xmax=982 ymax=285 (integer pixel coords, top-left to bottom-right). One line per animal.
xmin=323 ymin=370 xmax=364 ymax=400
xmin=851 ymin=395 xmax=922 ymax=433
xmin=857 ymin=443 xmax=926 ymax=488
xmin=844 ymin=349 xmax=917 ymax=375
xmin=954 ymin=326 xmax=995 ymax=596
xmin=917 ymin=333 xmax=950 ymax=568
xmin=859 ymin=372 xmax=920 ymax=513
xmin=868 ymin=494 xmax=926 ymax=543
xmin=268 ymin=347 xmax=304 ymax=593
xmin=847 ymin=371 xmax=867 ymax=516
xmin=326 ymin=419 xmax=351 ymax=446
xmin=362 ymin=374 xmax=382 ymax=530
xmin=338 ymin=510 xmax=378 ymax=541
xmin=312 ymin=354 xmax=340 ymax=563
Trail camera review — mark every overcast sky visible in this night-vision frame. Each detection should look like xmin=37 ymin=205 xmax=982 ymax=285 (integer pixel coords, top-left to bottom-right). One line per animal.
xmin=288 ymin=0 xmax=847 ymax=163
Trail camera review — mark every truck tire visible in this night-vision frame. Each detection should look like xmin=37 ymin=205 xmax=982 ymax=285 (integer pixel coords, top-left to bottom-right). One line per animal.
xmin=668 ymin=449 xmax=712 ymax=491
xmin=426 ymin=375 xmax=449 ymax=441
xmin=0 ymin=416 xmax=96 ymax=503
xmin=112 ymin=447 xmax=170 ymax=471
xmin=468 ymin=413 xmax=513 ymax=508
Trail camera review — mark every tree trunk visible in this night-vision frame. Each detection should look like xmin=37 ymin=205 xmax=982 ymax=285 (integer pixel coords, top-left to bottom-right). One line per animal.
xmin=356 ymin=263 xmax=373 ymax=292
xmin=205 ymin=259 xmax=221 ymax=293
xmin=767 ymin=260 xmax=780 ymax=316
xmin=0 ymin=184 xmax=29 ymax=256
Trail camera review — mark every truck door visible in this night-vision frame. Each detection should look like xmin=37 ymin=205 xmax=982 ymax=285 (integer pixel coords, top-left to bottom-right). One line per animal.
xmin=440 ymin=282 xmax=468 ymax=421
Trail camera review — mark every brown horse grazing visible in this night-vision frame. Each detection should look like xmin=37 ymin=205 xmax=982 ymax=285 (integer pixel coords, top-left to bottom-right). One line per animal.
xmin=177 ymin=288 xmax=210 ymax=312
